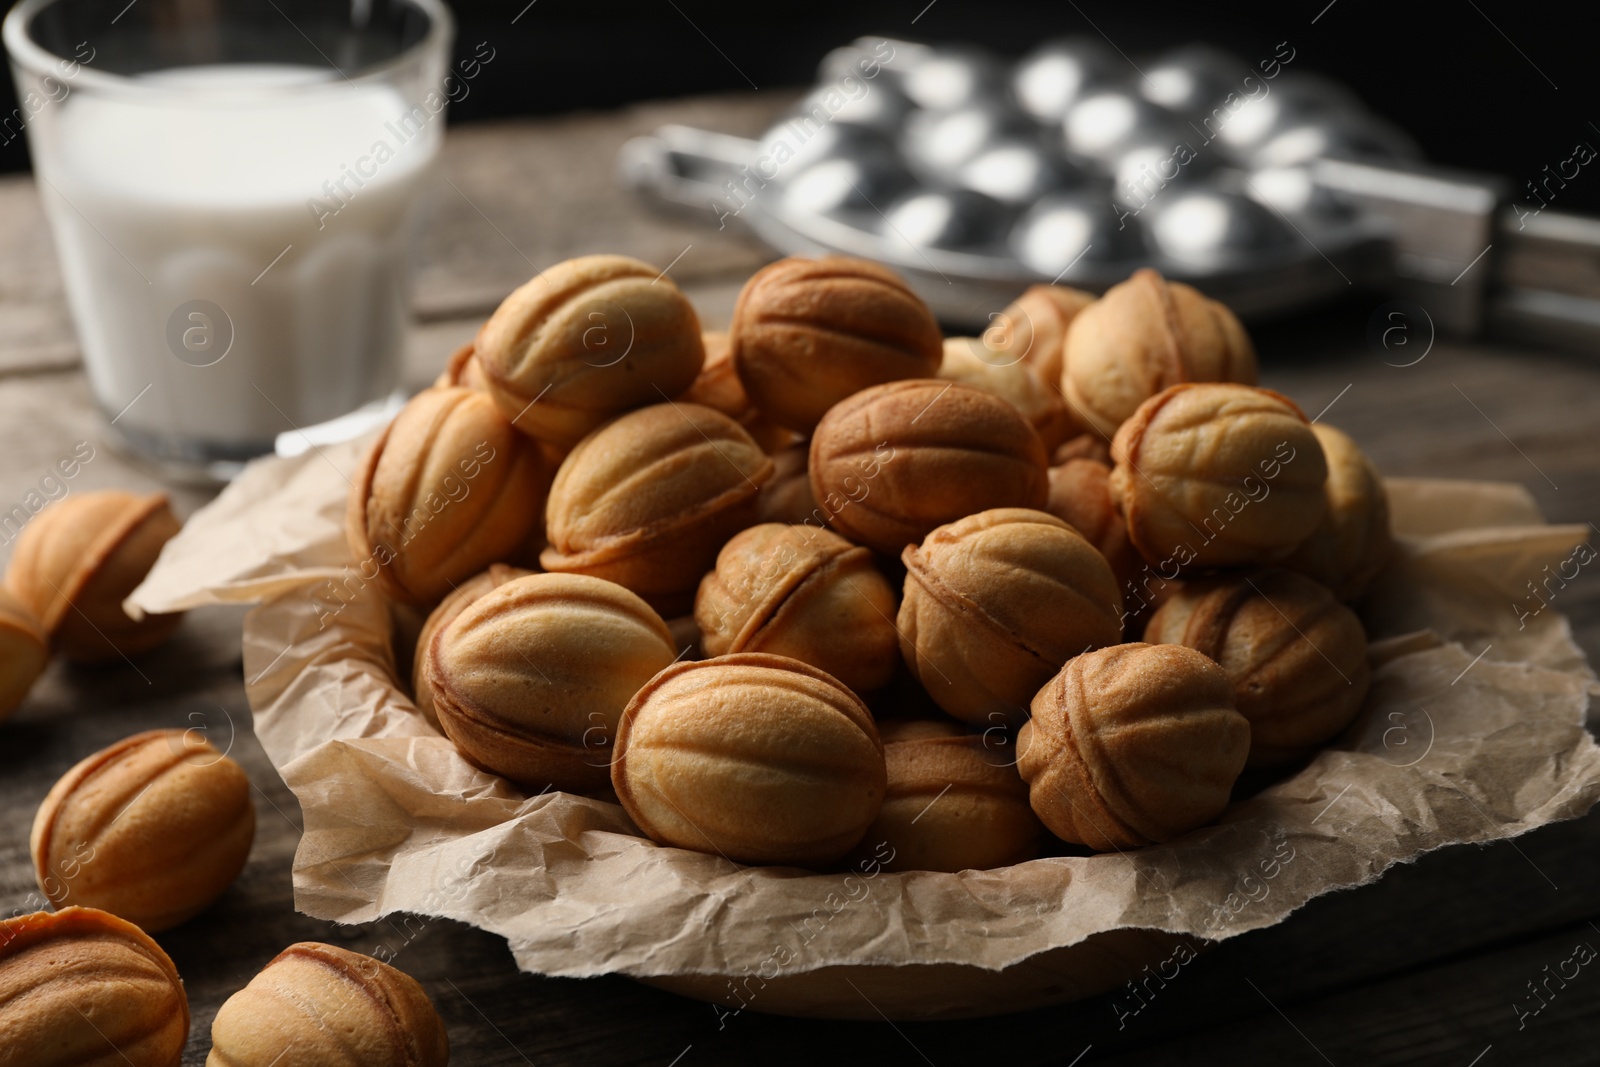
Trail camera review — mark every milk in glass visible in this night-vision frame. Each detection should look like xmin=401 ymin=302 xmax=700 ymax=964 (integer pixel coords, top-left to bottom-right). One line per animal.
xmin=35 ymin=65 xmax=440 ymax=465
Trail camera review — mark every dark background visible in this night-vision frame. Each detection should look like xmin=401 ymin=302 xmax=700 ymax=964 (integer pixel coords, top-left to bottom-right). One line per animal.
xmin=3 ymin=0 xmax=1596 ymax=211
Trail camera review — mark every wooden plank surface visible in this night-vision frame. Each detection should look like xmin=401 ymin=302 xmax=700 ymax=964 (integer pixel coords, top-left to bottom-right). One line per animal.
xmin=2 ymin=90 xmax=1599 ymax=1066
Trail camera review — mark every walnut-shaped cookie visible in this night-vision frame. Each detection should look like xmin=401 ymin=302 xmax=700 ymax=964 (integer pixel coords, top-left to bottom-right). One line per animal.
xmin=696 ymin=523 xmax=898 ymax=695
xmin=1063 ymin=268 xmax=1257 ymax=437
xmin=730 ymin=255 xmax=943 ymax=432
xmin=476 ymin=254 xmax=705 ymax=447
xmin=410 ymin=563 xmax=534 ymax=727
xmin=428 ymin=573 xmax=678 ymax=792
xmin=810 ymin=379 xmax=1049 ymax=556
xmin=940 ymin=336 xmax=1074 ymax=451
xmin=1144 ymin=568 xmax=1370 ymax=767
xmin=1110 ymin=383 xmax=1327 ymax=571
xmin=984 ymin=282 xmax=1096 ymax=392
xmin=5 ymin=490 xmax=184 ymax=663
xmin=348 ymin=386 xmax=549 ymax=606
xmin=899 ymin=508 xmax=1123 ymax=726
xmin=853 ymin=720 xmax=1042 ymax=872
xmin=31 ymin=729 xmax=255 ymax=932
xmin=207 ymin=942 xmax=447 ymax=1067
xmin=541 ymin=401 xmax=774 ymax=615
xmin=1282 ymin=423 xmax=1393 ymax=600
xmin=612 ymin=653 xmax=886 ymax=867
xmin=0 ymin=906 xmax=189 ymax=1067
xmin=1018 ymin=642 xmax=1250 ymax=850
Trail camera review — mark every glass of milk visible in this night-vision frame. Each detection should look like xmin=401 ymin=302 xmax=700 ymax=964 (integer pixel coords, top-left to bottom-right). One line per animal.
xmin=3 ymin=0 xmax=453 ymax=482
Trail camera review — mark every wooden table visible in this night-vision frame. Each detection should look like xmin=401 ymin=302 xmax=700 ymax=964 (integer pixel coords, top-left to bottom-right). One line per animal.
xmin=2 ymin=92 xmax=1598 ymax=1066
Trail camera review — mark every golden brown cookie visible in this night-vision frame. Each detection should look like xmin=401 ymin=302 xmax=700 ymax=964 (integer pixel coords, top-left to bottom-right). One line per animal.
xmin=410 ymin=563 xmax=535 ymax=728
xmin=1063 ymin=268 xmax=1257 ymax=437
xmin=1282 ymin=423 xmax=1393 ymax=600
xmin=853 ymin=719 xmax=1042 ymax=872
xmin=207 ymin=942 xmax=447 ymax=1066
xmin=1052 ymin=433 xmax=1112 ymax=465
xmin=810 ymin=379 xmax=1049 ymax=556
xmin=0 ymin=589 xmax=48 ymax=722
xmin=985 ymin=282 xmax=1096 ymax=393
xmin=428 ymin=573 xmax=677 ymax=792
xmin=939 ymin=336 xmax=1075 ymax=451
xmin=1044 ymin=458 xmax=1142 ymax=614
xmin=434 ymin=338 xmax=491 ymax=391
xmin=540 ymin=402 xmax=774 ymax=616
xmin=5 ymin=490 xmax=184 ymax=663
xmin=677 ymin=329 xmax=795 ymax=453
xmin=477 ymin=254 xmax=704 ymax=447
xmin=31 ymin=729 xmax=254 ymax=932
xmin=1018 ymin=642 xmax=1250 ymax=850
xmin=755 ymin=440 xmax=820 ymax=526
xmin=1144 ymin=568 xmax=1370 ymax=766
xmin=729 ymin=255 xmax=943 ymax=432
xmin=1109 ymin=383 xmax=1327 ymax=571
xmin=0 ymin=906 xmax=189 ymax=1067
xmin=696 ymin=523 xmax=898 ymax=695
xmin=347 ymin=386 xmax=550 ymax=606
xmin=612 ymin=653 xmax=886 ymax=866
xmin=899 ymin=508 xmax=1122 ymax=726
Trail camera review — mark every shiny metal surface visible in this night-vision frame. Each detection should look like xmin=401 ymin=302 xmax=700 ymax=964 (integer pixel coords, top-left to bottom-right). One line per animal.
xmin=1013 ymin=38 xmax=1119 ymax=122
xmin=781 ymin=156 xmax=915 ymax=218
xmin=958 ymin=139 xmax=1080 ymax=205
xmin=1063 ymin=89 xmax=1192 ymax=164
xmin=1209 ymin=74 xmax=1364 ymax=159
xmin=1140 ymin=44 xmax=1251 ymax=117
xmin=619 ymin=35 xmax=1420 ymax=326
xmin=901 ymin=101 xmax=1031 ymax=176
xmin=1145 ymin=183 xmax=1294 ymax=269
xmin=1109 ymin=142 xmax=1221 ymax=211
xmin=882 ymin=188 xmax=1012 ymax=251
xmin=793 ymin=79 xmax=914 ymax=134
xmin=898 ymin=46 xmax=1009 ymax=111
xmin=1246 ymin=165 xmax=1353 ymax=221
xmin=1010 ymin=189 xmax=1143 ymax=275
xmin=1313 ymin=156 xmax=1506 ymax=332
xmin=620 ymin=35 xmax=1600 ymax=355
xmin=1252 ymin=113 xmax=1418 ymax=169
xmin=759 ymin=119 xmax=897 ymax=177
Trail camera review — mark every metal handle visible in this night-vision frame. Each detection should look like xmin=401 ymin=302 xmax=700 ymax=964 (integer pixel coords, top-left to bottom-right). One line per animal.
xmin=616 ymin=125 xmax=759 ymax=220
xmin=1311 ymin=157 xmax=1507 ymax=335
xmin=1488 ymin=208 xmax=1600 ymax=352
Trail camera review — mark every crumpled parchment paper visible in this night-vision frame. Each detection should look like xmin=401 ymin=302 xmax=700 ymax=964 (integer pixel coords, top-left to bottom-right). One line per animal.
xmin=131 ymin=446 xmax=1600 ymax=1002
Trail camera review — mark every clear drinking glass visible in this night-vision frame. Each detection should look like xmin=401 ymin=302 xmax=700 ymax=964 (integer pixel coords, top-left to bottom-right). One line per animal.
xmin=3 ymin=0 xmax=452 ymax=482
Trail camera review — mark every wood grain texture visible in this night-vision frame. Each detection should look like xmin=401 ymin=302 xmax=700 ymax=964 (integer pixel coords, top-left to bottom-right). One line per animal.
xmin=1 ymin=92 xmax=1598 ymax=1065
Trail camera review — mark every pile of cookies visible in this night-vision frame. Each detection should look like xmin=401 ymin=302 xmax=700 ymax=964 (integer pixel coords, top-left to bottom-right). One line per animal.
xmin=359 ymin=251 xmax=1387 ymax=873
xmin=0 ymin=250 xmax=1388 ymax=1063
